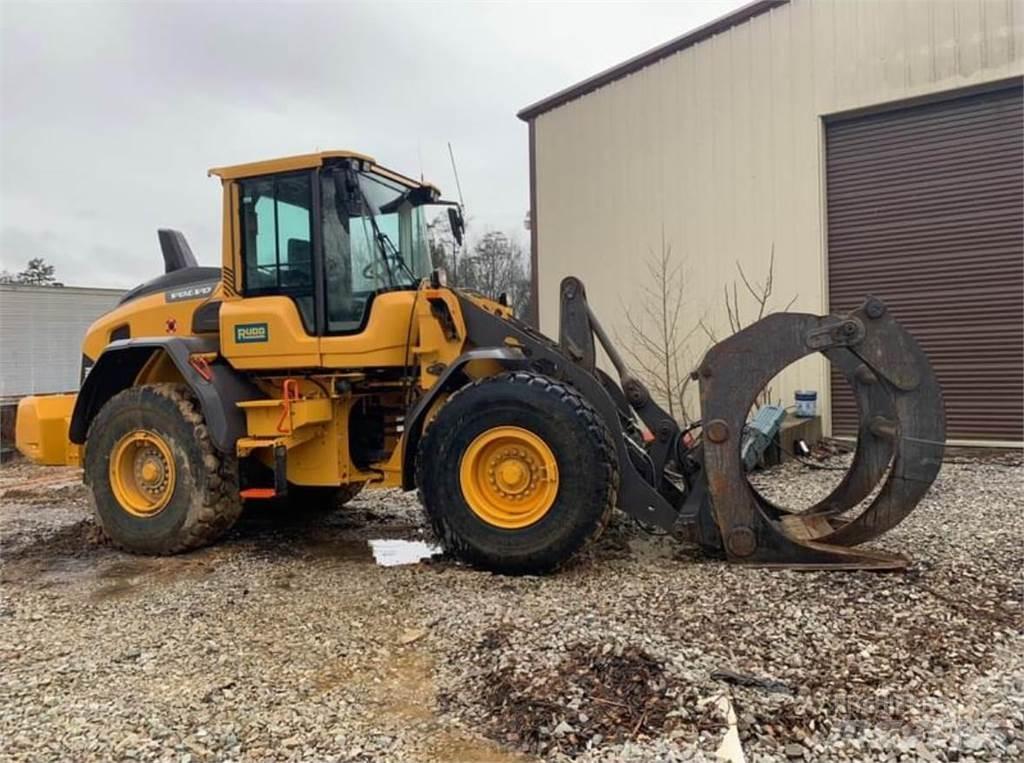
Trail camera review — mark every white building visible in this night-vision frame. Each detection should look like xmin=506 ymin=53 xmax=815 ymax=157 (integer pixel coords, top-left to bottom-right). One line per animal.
xmin=0 ymin=284 xmax=123 ymax=397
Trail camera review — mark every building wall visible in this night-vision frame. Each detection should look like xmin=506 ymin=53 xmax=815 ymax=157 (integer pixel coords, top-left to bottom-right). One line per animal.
xmin=532 ymin=0 xmax=1023 ymax=432
xmin=0 ymin=285 xmax=123 ymax=397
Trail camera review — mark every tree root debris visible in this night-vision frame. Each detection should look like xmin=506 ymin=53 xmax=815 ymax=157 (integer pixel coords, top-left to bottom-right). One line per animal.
xmin=456 ymin=636 xmax=709 ymax=757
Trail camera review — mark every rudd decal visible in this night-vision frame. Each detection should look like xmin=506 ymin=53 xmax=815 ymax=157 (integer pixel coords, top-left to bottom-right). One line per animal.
xmin=234 ymin=322 xmax=269 ymax=343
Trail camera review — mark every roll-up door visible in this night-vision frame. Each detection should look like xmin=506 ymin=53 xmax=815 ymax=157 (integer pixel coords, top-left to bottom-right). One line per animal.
xmin=826 ymin=83 xmax=1023 ymax=442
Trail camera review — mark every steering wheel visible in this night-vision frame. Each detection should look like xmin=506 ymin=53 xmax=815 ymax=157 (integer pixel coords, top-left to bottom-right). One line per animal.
xmin=362 ymin=256 xmax=402 ymax=281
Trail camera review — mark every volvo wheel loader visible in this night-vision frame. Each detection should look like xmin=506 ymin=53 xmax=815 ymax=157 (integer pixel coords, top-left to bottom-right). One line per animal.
xmin=15 ymin=151 xmax=945 ymax=573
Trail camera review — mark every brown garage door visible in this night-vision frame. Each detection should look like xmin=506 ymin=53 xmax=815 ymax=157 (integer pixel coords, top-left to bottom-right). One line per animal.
xmin=826 ymin=83 xmax=1023 ymax=442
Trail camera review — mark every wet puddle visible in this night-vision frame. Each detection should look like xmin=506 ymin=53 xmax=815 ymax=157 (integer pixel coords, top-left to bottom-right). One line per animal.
xmin=4 ymin=529 xmax=439 ymax=601
xmin=303 ymin=534 xmax=440 ymax=566
xmin=369 ymin=539 xmax=440 ymax=566
xmin=0 ymin=551 xmax=215 ymax=601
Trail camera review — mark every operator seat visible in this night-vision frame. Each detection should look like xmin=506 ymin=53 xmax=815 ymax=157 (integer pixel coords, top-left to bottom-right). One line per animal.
xmin=286 ymin=238 xmax=315 ymax=329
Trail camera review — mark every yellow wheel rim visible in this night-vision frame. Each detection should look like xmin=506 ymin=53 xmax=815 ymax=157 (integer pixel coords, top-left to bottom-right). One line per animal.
xmin=109 ymin=430 xmax=176 ymax=517
xmin=459 ymin=426 xmax=559 ymax=529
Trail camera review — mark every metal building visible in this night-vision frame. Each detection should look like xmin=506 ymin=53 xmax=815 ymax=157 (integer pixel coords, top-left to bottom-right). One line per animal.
xmin=0 ymin=284 xmax=123 ymax=397
xmin=519 ymin=0 xmax=1023 ymax=445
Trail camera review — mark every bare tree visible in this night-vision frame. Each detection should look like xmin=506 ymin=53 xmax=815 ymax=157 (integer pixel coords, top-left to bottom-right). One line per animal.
xmin=427 ymin=211 xmax=459 ymax=275
xmin=428 ymin=214 xmax=533 ymax=319
xmin=618 ymin=232 xmax=699 ymax=422
xmin=698 ymin=245 xmax=797 ymax=408
xmin=458 ymin=231 xmax=531 ymax=318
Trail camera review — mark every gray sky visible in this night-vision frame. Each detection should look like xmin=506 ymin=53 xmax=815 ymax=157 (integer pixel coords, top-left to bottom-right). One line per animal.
xmin=1 ymin=0 xmax=743 ymax=288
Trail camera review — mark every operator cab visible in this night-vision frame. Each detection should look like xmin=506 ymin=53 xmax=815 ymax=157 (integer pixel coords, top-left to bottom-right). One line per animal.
xmin=210 ymin=152 xmax=462 ymax=339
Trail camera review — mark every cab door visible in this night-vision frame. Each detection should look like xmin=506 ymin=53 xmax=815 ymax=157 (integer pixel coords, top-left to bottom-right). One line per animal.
xmin=317 ymin=167 xmax=416 ymax=369
xmin=220 ymin=171 xmax=322 ymax=370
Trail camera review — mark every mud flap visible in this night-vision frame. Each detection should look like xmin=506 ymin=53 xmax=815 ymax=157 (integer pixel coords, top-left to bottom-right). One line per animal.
xmin=696 ymin=297 xmax=945 ymax=569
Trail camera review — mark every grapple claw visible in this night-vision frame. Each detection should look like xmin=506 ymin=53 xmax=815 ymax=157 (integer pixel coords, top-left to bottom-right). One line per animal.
xmin=553 ymin=277 xmax=943 ymax=571
xmin=696 ymin=298 xmax=945 ymax=569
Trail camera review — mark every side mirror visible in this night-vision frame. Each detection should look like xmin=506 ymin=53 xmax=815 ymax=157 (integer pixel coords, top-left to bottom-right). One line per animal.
xmin=334 ymin=168 xmax=362 ymax=211
xmin=447 ymin=206 xmax=465 ymax=247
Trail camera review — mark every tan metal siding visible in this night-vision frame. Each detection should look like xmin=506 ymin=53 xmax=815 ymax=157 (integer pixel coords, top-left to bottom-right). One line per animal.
xmin=531 ymin=0 xmax=1024 ymax=436
xmin=827 ymin=84 xmax=1023 ymax=441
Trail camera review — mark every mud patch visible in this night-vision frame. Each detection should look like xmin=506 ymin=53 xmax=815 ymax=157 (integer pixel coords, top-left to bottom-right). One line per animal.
xmin=454 ymin=635 xmax=701 ymax=758
xmin=425 ymin=730 xmax=534 ymax=763
xmin=1 ymin=518 xmax=107 ymax=566
xmin=1 ymin=519 xmax=215 ymax=600
xmin=227 ymin=503 xmax=440 ymax=568
xmin=1 ymin=483 xmax=87 ymax=506
xmin=89 ymin=556 xmax=215 ymax=601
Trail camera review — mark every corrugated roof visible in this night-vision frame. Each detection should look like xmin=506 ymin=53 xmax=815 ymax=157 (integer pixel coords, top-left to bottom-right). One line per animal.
xmin=517 ymin=0 xmax=788 ymax=121
xmin=0 ymin=284 xmax=124 ymax=296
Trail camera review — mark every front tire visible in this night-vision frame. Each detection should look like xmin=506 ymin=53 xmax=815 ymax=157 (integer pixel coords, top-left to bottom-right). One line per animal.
xmin=84 ymin=384 xmax=242 ymax=554
xmin=416 ymin=372 xmax=618 ymax=574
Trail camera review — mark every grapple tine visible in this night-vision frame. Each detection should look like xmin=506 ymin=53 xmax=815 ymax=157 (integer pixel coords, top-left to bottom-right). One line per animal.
xmin=753 ymin=347 xmax=896 ymax=524
xmin=815 ymin=306 xmax=945 ymax=546
xmin=695 ymin=298 xmax=944 ymax=569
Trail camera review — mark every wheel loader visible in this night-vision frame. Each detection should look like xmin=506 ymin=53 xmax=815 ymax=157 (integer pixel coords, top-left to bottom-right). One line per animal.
xmin=14 ymin=151 xmax=945 ymax=573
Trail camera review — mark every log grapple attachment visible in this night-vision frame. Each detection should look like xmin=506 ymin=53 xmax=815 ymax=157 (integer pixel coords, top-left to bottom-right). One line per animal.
xmin=552 ymin=278 xmax=945 ymax=570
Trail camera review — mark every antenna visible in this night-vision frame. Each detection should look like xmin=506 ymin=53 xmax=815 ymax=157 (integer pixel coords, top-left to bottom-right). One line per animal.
xmin=447 ymin=142 xmax=465 ymax=210
xmin=447 ymin=142 xmax=466 ymax=283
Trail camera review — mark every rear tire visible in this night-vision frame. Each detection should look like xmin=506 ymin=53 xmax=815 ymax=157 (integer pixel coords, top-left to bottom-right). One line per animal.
xmin=84 ymin=384 xmax=242 ymax=554
xmin=416 ymin=372 xmax=618 ymax=574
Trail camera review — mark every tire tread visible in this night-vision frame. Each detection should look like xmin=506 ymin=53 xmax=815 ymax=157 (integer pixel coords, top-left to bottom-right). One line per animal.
xmin=85 ymin=383 xmax=242 ymax=554
xmin=416 ymin=371 xmax=618 ymax=573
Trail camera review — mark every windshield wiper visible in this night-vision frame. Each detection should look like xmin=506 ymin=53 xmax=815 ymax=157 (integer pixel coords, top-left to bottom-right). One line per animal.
xmin=376 ymin=229 xmax=417 ymax=284
xmin=358 ymin=185 xmax=417 ymax=285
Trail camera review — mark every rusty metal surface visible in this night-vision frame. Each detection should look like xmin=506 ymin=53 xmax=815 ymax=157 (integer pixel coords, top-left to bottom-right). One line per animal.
xmin=818 ymin=303 xmax=945 ymax=546
xmin=752 ymin=347 xmax=896 ymax=526
xmin=696 ymin=298 xmax=945 ymax=568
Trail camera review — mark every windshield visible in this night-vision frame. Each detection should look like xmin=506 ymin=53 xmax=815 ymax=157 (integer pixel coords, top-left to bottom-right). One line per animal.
xmin=352 ymin=172 xmax=431 ymax=289
xmin=322 ymin=168 xmax=432 ymax=332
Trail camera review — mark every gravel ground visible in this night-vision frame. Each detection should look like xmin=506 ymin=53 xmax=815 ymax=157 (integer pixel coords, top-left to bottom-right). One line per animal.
xmin=0 ymin=450 xmax=1021 ymax=762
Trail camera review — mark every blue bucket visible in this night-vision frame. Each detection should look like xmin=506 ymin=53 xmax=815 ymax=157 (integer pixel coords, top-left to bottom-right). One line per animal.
xmin=794 ymin=390 xmax=817 ymax=418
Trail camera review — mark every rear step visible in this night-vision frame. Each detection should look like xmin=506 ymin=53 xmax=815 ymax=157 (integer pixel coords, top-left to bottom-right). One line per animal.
xmin=240 ymin=488 xmax=278 ymax=500
xmin=238 ymin=444 xmax=289 ymax=501
xmin=236 ymin=379 xmax=332 ymax=500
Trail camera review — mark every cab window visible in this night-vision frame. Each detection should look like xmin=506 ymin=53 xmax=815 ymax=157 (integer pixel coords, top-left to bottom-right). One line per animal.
xmin=240 ymin=173 xmax=315 ymax=331
xmin=321 ymin=168 xmax=430 ymax=333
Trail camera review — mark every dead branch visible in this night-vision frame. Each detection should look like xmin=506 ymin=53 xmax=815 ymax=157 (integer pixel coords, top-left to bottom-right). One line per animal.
xmin=697 ymin=243 xmax=796 ymax=410
xmin=617 ymin=232 xmax=696 ymax=422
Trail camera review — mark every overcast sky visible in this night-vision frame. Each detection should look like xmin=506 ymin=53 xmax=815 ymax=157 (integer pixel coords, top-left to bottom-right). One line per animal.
xmin=1 ymin=0 xmax=744 ymax=288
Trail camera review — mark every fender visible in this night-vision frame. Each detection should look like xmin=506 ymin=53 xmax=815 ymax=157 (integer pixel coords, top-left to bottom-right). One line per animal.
xmin=401 ymin=347 xmax=527 ymax=490
xmin=69 ymin=337 xmax=261 ymax=453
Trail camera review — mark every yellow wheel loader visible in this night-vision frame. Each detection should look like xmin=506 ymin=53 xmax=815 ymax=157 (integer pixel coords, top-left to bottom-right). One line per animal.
xmin=15 ymin=152 xmax=945 ymax=573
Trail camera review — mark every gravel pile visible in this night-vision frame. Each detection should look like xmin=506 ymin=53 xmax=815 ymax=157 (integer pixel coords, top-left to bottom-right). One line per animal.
xmin=0 ymin=450 xmax=1021 ymax=762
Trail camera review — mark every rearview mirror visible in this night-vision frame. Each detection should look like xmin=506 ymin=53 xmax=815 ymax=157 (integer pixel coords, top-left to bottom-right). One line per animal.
xmin=447 ymin=206 xmax=465 ymax=247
